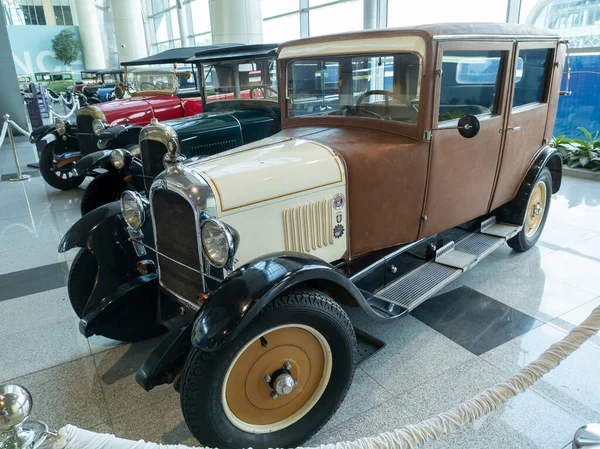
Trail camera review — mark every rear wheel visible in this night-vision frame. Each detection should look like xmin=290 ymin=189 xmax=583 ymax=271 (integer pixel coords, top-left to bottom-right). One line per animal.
xmin=40 ymin=141 xmax=85 ymax=191
xmin=180 ymin=288 xmax=356 ymax=449
xmin=507 ymin=167 xmax=552 ymax=252
xmin=80 ymin=172 xmax=122 ymax=215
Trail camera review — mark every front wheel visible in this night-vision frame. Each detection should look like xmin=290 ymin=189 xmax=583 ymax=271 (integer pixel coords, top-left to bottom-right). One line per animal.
xmin=180 ymin=289 xmax=356 ymax=449
xmin=507 ymin=167 xmax=552 ymax=252
xmin=81 ymin=172 xmax=123 ymax=216
xmin=40 ymin=141 xmax=85 ymax=191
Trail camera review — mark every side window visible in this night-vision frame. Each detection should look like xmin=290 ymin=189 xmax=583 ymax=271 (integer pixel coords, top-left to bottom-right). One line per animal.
xmin=512 ymin=48 xmax=553 ymax=108
xmin=52 ymin=74 xmax=63 ymax=81
xmin=64 ymin=74 xmax=73 ymax=80
xmin=439 ymin=50 xmax=506 ymax=123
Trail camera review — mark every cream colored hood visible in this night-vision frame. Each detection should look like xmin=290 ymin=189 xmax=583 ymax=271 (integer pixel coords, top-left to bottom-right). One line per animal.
xmin=186 ymin=136 xmax=345 ymax=215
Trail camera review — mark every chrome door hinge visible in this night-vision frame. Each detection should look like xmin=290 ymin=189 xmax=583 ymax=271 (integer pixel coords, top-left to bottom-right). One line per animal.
xmin=436 ymin=69 xmax=443 ymax=77
xmin=423 ymin=130 xmax=432 ymax=141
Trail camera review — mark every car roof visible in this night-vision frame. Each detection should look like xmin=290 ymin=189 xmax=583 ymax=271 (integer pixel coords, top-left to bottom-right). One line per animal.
xmin=122 ymin=44 xmax=241 ymax=66
xmin=95 ymin=68 xmax=124 ymax=74
xmin=186 ymin=43 xmax=278 ymax=63
xmin=279 ymin=22 xmax=559 ymax=54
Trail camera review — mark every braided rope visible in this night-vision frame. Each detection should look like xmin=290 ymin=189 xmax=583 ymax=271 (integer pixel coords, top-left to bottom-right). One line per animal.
xmin=54 ymin=304 xmax=600 ymax=449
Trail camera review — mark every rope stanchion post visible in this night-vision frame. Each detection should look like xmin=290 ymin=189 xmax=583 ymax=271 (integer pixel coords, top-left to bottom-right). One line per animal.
xmin=573 ymin=423 xmax=600 ymax=448
xmin=2 ymin=114 xmax=31 ymax=182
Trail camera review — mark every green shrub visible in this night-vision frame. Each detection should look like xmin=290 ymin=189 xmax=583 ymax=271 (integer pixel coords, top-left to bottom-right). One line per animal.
xmin=551 ymin=127 xmax=600 ymax=171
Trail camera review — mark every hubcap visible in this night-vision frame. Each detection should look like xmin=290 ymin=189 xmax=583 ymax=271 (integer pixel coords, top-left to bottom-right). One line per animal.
xmin=222 ymin=324 xmax=332 ymax=434
xmin=525 ymin=180 xmax=547 ymax=237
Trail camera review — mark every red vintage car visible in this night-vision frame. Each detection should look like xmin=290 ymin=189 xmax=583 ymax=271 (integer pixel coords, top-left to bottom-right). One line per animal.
xmin=30 ymin=44 xmax=236 ymax=191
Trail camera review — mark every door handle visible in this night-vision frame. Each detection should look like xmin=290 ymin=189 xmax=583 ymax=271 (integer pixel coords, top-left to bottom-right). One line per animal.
xmin=507 ymin=126 xmax=521 ymax=132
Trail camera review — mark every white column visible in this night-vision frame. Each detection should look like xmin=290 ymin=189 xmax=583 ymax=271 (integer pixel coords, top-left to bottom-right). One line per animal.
xmin=74 ymin=0 xmax=106 ymax=69
xmin=42 ymin=0 xmax=56 ymax=25
xmin=111 ymin=0 xmax=148 ymax=63
xmin=506 ymin=0 xmax=521 ymax=23
xmin=208 ymin=0 xmax=263 ymax=44
xmin=363 ymin=0 xmax=387 ymax=30
xmin=177 ymin=0 xmax=189 ymax=47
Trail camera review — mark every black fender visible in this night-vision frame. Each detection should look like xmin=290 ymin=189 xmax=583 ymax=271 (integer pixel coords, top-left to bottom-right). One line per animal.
xmin=190 ymin=252 xmax=373 ymax=352
xmin=58 ymin=202 xmax=139 ymax=316
xmin=495 ymin=146 xmax=562 ymax=226
xmin=29 ymin=124 xmax=57 ymax=144
xmin=80 ymin=273 xmax=160 ymax=338
xmin=75 ymin=150 xmax=113 ymax=174
xmin=97 ymin=125 xmax=142 ymax=150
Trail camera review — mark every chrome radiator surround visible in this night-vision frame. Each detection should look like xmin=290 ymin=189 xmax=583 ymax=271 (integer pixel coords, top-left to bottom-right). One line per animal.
xmin=149 ymin=165 xmax=217 ymax=305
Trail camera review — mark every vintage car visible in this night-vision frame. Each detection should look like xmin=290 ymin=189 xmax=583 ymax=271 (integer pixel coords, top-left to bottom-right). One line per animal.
xmin=17 ymin=74 xmax=32 ymax=91
xmin=75 ymin=43 xmax=280 ymax=215
xmin=80 ymin=69 xmax=125 ymax=104
xmin=29 ymin=45 xmax=232 ymax=191
xmin=34 ymin=71 xmax=76 ymax=94
xmin=59 ymin=24 xmax=567 ymax=449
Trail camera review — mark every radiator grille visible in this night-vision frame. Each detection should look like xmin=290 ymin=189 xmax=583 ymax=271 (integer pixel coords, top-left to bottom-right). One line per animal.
xmin=282 ymin=199 xmax=333 ymax=253
xmin=152 ymin=190 xmax=204 ymax=302
xmin=141 ymin=139 xmax=167 ymax=191
xmin=76 ymin=114 xmax=97 ymax=155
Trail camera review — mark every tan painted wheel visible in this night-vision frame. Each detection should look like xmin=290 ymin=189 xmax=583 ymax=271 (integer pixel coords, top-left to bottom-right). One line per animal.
xmin=222 ymin=324 xmax=332 ymax=434
xmin=524 ymin=180 xmax=547 ymax=237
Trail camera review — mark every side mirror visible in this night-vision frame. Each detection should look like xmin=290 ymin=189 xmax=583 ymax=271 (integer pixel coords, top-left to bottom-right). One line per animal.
xmin=457 ymin=115 xmax=480 ymax=139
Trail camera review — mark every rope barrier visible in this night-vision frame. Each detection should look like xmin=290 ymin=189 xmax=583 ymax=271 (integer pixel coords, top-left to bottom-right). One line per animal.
xmin=0 ymin=116 xmax=31 ymax=150
xmin=51 ymin=303 xmax=600 ymax=449
xmin=1 ymin=114 xmax=34 ymax=181
xmin=49 ymin=96 xmax=80 ymax=121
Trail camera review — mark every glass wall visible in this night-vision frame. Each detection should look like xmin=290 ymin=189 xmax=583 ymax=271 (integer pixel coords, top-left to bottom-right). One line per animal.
xmin=388 ymin=0 xmax=508 ymax=26
xmin=52 ymin=0 xmax=72 ymax=25
xmin=145 ymin=0 xmax=212 ymax=52
xmin=520 ymin=0 xmax=600 ymax=138
xmin=261 ymin=0 xmax=364 ymax=42
xmin=3 ymin=0 xmax=46 ymax=25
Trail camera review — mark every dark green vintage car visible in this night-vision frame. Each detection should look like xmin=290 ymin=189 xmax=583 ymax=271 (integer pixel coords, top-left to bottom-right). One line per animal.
xmin=77 ymin=43 xmax=280 ymax=214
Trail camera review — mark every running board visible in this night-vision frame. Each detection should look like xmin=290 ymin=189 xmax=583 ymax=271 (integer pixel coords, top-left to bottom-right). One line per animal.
xmin=369 ymin=218 xmax=521 ymax=312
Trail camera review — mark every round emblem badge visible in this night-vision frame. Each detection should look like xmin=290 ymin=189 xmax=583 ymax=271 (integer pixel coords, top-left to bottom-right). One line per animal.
xmin=333 ymin=193 xmax=345 ymax=209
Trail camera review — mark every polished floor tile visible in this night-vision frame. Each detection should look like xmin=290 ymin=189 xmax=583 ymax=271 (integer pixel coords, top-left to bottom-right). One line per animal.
xmin=347 ymin=310 xmax=477 ymax=396
xmin=0 ymin=225 xmax=61 ymax=254
xmin=540 ymin=250 xmax=600 ymax=295
xmin=92 ymin=338 xmax=180 ymax=420
xmin=482 ymin=323 xmax=600 ymax=424
xmin=0 ymin=317 xmax=90 ymax=382
xmin=0 ymin=242 xmax=67 ymax=274
xmin=10 ymin=356 xmax=110 ymax=430
xmin=110 ymin=393 xmax=196 ymax=446
xmin=0 ymin=287 xmax=74 ymax=336
xmin=0 ymin=170 xmax=40 ymax=182
xmin=460 ymin=248 xmax=598 ymax=322
xmin=549 ymin=296 xmax=600 ymax=349
xmin=0 ymin=262 xmax=68 ymax=302
xmin=411 ymin=285 xmax=542 ymax=355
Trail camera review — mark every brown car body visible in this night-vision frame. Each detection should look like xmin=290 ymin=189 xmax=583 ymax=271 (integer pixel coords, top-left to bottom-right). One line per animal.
xmin=277 ymin=23 xmax=565 ymax=258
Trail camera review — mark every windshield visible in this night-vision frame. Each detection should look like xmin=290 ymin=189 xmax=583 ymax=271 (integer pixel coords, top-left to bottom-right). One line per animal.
xmin=203 ymin=58 xmax=277 ymax=103
xmin=126 ymin=66 xmax=197 ymax=93
xmin=287 ymin=53 xmax=421 ymax=124
xmin=100 ymin=73 xmax=121 ymax=84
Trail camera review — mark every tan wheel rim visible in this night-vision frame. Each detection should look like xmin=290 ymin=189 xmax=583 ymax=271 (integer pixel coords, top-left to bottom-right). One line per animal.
xmin=222 ymin=324 xmax=332 ymax=434
xmin=525 ymin=180 xmax=547 ymax=237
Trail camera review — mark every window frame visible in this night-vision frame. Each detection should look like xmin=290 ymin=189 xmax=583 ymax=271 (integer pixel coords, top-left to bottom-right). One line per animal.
xmin=510 ymin=43 xmax=555 ymax=111
xmin=433 ymin=40 xmax=514 ymax=128
xmin=284 ymin=51 xmax=424 ymax=125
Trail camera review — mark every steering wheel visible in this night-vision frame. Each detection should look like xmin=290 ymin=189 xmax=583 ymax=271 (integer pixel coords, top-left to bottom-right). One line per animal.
xmin=355 ymin=90 xmax=405 ymax=119
xmin=141 ymin=82 xmax=156 ymax=90
xmin=250 ymin=85 xmax=278 ymax=99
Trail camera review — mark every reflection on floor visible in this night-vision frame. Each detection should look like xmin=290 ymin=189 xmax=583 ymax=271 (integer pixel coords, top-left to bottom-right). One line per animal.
xmin=1 ymin=136 xmax=599 ymax=449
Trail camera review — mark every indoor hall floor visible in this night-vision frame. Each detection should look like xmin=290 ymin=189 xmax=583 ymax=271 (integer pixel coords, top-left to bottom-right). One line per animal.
xmin=1 ymin=136 xmax=599 ymax=449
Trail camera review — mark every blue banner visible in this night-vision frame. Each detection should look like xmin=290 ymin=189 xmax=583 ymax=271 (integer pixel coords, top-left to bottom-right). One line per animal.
xmin=8 ymin=25 xmax=85 ymax=77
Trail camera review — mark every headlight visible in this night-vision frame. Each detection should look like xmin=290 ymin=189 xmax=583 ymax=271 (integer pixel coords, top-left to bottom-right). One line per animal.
xmin=54 ymin=118 xmax=66 ymax=136
xmin=120 ymin=191 xmax=147 ymax=230
xmin=110 ymin=149 xmax=125 ymax=169
xmin=200 ymin=218 xmax=237 ymax=269
xmin=92 ymin=119 xmax=107 ymax=135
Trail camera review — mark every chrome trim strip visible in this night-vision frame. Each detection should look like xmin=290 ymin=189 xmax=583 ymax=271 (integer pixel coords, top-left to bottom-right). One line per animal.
xmin=350 ymin=238 xmax=425 ymax=282
xmin=433 ymin=34 xmax=559 ymax=41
